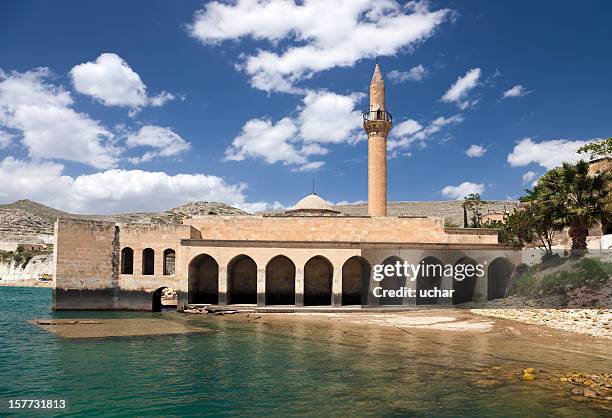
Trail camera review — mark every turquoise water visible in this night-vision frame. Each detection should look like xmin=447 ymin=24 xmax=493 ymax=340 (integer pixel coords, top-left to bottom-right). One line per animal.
xmin=0 ymin=287 xmax=611 ymax=417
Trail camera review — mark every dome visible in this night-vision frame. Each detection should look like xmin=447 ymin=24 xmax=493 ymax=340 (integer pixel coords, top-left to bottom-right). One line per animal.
xmin=293 ymin=193 xmax=334 ymax=211
xmin=285 ymin=193 xmax=340 ymax=216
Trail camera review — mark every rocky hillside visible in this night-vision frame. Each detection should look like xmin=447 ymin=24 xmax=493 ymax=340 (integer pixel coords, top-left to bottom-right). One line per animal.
xmin=332 ymin=200 xmax=519 ymax=225
xmin=0 ymin=200 xmax=249 ymax=243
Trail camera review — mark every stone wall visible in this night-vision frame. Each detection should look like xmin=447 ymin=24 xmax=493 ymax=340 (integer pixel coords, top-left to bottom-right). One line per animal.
xmin=185 ymin=216 xmax=499 ymax=245
xmin=53 ymin=219 xmax=193 ymax=310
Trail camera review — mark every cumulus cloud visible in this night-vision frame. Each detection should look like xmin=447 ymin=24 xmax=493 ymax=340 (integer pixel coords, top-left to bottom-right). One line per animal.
xmin=441 ymin=181 xmax=485 ymax=200
xmin=225 ymin=89 xmax=366 ymax=169
xmin=388 ymin=114 xmax=463 ymax=152
xmin=522 ymin=170 xmax=537 ymax=184
xmin=225 ymin=117 xmax=306 ymax=165
xmin=126 ymin=125 xmax=191 ymax=164
xmin=0 ymin=128 xmax=14 ymax=148
xmin=388 ymin=64 xmax=428 ymax=83
xmin=70 ymin=53 xmax=175 ymax=109
xmin=441 ymin=68 xmax=481 ymax=108
xmin=502 ymin=84 xmax=529 ymax=99
xmin=189 ymin=0 xmax=450 ymax=93
xmin=299 ymin=90 xmax=364 ymax=144
xmin=465 ymin=144 xmax=486 ymax=157
xmin=0 ymin=157 xmax=273 ymax=214
xmin=507 ymin=137 xmax=592 ymax=170
xmin=0 ymin=67 xmax=119 ymax=168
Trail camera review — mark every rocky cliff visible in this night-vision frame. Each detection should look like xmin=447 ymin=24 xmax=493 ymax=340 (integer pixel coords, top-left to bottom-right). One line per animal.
xmin=0 ymin=254 xmax=53 ymax=281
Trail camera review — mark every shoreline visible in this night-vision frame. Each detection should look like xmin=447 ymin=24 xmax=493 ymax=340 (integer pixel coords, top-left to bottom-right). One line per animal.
xmin=0 ymin=279 xmax=53 ymax=288
xmin=3 ymin=283 xmax=611 ymax=339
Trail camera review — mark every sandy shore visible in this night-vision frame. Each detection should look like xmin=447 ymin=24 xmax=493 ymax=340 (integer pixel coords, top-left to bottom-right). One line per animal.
xmin=0 ymin=279 xmax=53 ymax=287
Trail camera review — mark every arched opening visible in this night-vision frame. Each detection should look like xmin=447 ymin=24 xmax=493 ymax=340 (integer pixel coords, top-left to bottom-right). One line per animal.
xmin=342 ymin=256 xmax=369 ymax=305
xmin=416 ymin=257 xmax=443 ymax=305
xmin=121 ymin=247 xmax=133 ymax=274
xmin=453 ymin=257 xmax=478 ymax=305
xmin=228 ymin=255 xmax=257 ymax=304
xmin=380 ymin=256 xmax=405 ymax=306
xmin=488 ymin=258 xmax=514 ymax=301
xmin=163 ymin=249 xmax=176 ymax=275
xmin=152 ymin=287 xmax=176 ymax=312
xmin=304 ymin=256 xmax=333 ymax=306
xmin=266 ymin=255 xmax=295 ymax=305
xmin=142 ymin=248 xmax=155 ymax=275
xmin=188 ymin=254 xmax=219 ymax=304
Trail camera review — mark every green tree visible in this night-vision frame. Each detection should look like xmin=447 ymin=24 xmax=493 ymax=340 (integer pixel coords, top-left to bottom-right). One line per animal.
xmin=495 ymin=202 xmax=562 ymax=254
xmin=462 ymin=193 xmax=489 ymax=228
xmin=534 ymin=161 xmax=610 ymax=256
xmin=577 ymin=137 xmax=612 ymax=159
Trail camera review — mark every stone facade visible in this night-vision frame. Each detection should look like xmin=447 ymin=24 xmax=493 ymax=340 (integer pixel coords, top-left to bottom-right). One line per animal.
xmin=53 ymin=214 xmax=517 ymax=311
xmin=52 ymin=64 xmax=519 ymax=312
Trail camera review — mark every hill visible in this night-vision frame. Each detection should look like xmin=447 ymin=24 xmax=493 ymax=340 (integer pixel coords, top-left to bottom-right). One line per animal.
xmin=0 ymin=200 xmax=249 ymax=244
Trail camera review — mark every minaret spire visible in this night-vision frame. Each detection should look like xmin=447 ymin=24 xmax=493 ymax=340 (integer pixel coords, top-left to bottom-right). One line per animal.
xmin=363 ymin=61 xmax=392 ymax=217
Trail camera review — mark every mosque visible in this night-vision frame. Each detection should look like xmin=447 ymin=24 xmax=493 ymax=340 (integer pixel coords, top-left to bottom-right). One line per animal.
xmin=52 ymin=64 xmax=517 ymax=312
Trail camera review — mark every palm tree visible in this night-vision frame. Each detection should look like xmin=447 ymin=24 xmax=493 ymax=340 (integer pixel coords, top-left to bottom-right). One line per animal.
xmin=535 ymin=160 xmax=610 ymax=256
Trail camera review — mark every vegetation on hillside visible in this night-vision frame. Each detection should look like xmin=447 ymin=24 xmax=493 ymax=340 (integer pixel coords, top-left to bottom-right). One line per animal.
xmin=492 ymin=158 xmax=610 ymax=257
xmin=508 ymin=257 xmax=612 ymax=307
xmin=0 ymin=245 xmax=53 ymax=268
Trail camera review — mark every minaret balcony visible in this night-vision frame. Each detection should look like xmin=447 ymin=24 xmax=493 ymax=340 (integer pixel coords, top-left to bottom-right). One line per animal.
xmin=363 ymin=110 xmax=392 ymax=123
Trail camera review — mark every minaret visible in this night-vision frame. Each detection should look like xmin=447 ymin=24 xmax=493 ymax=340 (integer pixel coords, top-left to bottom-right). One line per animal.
xmin=363 ymin=62 xmax=392 ymax=216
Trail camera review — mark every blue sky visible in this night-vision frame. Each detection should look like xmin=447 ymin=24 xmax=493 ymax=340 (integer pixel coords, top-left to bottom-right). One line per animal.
xmin=0 ymin=0 xmax=610 ymax=214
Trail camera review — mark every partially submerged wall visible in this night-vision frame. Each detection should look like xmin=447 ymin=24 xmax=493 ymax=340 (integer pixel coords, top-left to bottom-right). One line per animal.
xmin=53 ymin=219 xmax=192 ymax=310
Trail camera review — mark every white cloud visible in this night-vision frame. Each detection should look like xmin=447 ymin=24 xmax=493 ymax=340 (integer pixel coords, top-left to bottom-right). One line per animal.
xmin=225 ymin=89 xmax=366 ymax=170
xmin=507 ymin=137 xmax=592 ymax=170
xmin=502 ymin=84 xmax=529 ymax=99
xmin=0 ymin=67 xmax=119 ymax=169
xmin=522 ymin=170 xmax=537 ymax=184
xmin=0 ymin=128 xmax=14 ymax=148
xmin=299 ymin=90 xmax=364 ymax=144
xmin=441 ymin=181 xmax=485 ymax=200
xmin=441 ymin=68 xmax=481 ymax=108
xmin=388 ymin=114 xmax=463 ymax=151
xmin=70 ymin=53 xmax=175 ymax=109
xmin=225 ymin=117 xmax=306 ymax=165
xmin=291 ymin=161 xmax=325 ymax=172
xmin=0 ymin=157 xmax=273 ymax=214
xmin=393 ymin=119 xmax=423 ymax=137
xmin=190 ymin=0 xmax=450 ymax=93
xmin=0 ymin=157 xmax=74 ymax=206
xmin=388 ymin=64 xmax=428 ymax=83
xmin=465 ymin=144 xmax=486 ymax=157
xmin=126 ymin=125 xmax=191 ymax=164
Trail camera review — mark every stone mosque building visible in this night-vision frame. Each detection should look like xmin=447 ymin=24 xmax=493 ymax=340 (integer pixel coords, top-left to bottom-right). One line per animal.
xmin=53 ymin=64 xmax=517 ymax=312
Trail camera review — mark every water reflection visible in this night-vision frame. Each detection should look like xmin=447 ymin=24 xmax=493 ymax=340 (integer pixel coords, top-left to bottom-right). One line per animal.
xmin=1 ymin=288 xmax=611 ymax=417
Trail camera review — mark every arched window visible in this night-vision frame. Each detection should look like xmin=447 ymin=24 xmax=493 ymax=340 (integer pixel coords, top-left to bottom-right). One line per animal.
xmin=163 ymin=249 xmax=176 ymax=276
xmin=121 ymin=247 xmax=133 ymax=274
xmin=142 ymin=248 xmax=155 ymax=275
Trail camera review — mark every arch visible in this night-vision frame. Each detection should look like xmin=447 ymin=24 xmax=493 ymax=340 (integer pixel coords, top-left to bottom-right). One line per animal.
xmin=121 ymin=247 xmax=133 ymax=274
xmin=452 ymin=257 xmax=478 ymax=305
xmin=488 ymin=258 xmax=514 ymax=301
xmin=416 ymin=257 xmax=443 ymax=305
xmin=228 ymin=255 xmax=257 ymax=304
xmin=304 ymin=255 xmax=333 ymax=306
xmin=342 ymin=256 xmax=369 ymax=305
xmin=380 ymin=256 xmax=405 ymax=306
xmin=188 ymin=254 xmax=219 ymax=304
xmin=152 ymin=287 xmax=176 ymax=312
xmin=266 ymin=255 xmax=296 ymax=305
xmin=142 ymin=248 xmax=155 ymax=275
xmin=163 ymin=249 xmax=176 ymax=276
